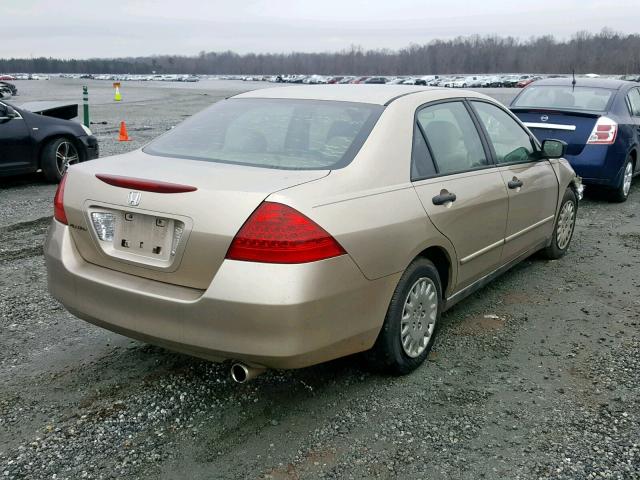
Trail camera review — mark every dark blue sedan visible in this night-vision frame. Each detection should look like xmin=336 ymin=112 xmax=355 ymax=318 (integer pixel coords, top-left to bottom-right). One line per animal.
xmin=510 ymin=78 xmax=639 ymax=201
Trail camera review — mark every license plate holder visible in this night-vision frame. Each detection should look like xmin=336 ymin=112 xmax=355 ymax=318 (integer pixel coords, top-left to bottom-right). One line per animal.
xmin=113 ymin=211 xmax=174 ymax=261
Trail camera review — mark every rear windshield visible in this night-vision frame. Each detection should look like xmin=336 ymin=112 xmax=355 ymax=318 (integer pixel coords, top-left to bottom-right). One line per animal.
xmin=143 ymin=98 xmax=383 ymax=170
xmin=512 ymin=85 xmax=615 ymax=112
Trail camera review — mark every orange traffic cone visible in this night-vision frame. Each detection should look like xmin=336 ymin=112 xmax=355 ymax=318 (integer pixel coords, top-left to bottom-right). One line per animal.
xmin=118 ymin=121 xmax=131 ymax=142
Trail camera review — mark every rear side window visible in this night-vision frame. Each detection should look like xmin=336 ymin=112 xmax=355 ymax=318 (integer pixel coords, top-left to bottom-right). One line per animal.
xmin=411 ymin=125 xmax=436 ymax=180
xmin=143 ymin=98 xmax=383 ymax=170
xmin=471 ymin=101 xmax=537 ymax=164
xmin=417 ymin=102 xmax=488 ymax=175
xmin=512 ymin=85 xmax=615 ymax=112
xmin=627 ymin=88 xmax=640 ymax=116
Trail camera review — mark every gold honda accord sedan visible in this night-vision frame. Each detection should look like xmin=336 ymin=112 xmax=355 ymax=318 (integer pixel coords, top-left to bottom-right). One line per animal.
xmin=45 ymin=85 xmax=582 ymax=380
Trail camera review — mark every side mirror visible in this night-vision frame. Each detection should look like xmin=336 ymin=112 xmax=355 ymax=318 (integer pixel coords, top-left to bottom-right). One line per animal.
xmin=541 ymin=139 xmax=567 ymax=159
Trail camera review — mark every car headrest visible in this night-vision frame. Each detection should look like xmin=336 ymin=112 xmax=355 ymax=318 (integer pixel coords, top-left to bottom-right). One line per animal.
xmin=424 ymin=121 xmax=461 ymax=147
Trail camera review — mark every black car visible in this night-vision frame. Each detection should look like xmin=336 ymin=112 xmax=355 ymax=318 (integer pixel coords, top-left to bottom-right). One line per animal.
xmin=363 ymin=76 xmax=388 ymax=84
xmin=0 ymin=81 xmax=17 ymax=98
xmin=0 ymin=100 xmax=99 ymax=182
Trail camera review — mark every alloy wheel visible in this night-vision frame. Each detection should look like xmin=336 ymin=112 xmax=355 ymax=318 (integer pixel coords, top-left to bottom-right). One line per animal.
xmin=56 ymin=141 xmax=79 ymax=176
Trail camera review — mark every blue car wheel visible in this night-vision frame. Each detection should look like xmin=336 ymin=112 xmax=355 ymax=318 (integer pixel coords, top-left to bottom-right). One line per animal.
xmin=611 ymin=156 xmax=634 ymax=202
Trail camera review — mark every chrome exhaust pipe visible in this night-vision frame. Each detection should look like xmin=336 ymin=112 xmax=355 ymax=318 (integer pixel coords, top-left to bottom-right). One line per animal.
xmin=230 ymin=362 xmax=266 ymax=383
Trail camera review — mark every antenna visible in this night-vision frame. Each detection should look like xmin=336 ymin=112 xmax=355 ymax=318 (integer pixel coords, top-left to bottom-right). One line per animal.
xmin=572 ymin=68 xmax=576 ymax=91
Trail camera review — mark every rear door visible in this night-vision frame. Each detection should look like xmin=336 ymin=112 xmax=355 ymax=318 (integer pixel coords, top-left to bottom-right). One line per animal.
xmin=411 ymin=100 xmax=508 ymax=291
xmin=0 ymin=103 xmax=32 ymax=172
xmin=470 ymin=100 xmax=559 ymax=263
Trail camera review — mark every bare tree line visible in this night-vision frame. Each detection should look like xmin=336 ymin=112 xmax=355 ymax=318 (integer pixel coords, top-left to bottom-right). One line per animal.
xmin=2 ymin=29 xmax=639 ymax=75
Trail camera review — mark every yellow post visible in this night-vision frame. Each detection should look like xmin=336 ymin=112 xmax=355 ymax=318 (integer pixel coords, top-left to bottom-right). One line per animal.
xmin=113 ymin=82 xmax=122 ymax=101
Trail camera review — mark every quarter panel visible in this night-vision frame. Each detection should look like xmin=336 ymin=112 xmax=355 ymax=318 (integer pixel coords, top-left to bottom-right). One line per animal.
xmin=306 ymin=185 xmax=453 ymax=282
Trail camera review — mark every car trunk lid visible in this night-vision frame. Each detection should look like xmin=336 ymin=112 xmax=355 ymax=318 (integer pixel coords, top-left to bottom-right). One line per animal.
xmin=511 ymin=108 xmax=601 ymax=156
xmin=63 ymin=151 xmax=329 ymax=289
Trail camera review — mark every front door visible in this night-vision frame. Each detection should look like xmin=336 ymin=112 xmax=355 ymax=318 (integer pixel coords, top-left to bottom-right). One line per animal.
xmin=0 ymin=104 xmax=32 ymax=172
xmin=469 ymin=100 xmax=559 ymax=263
xmin=411 ymin=100 xmax=509 ymax=291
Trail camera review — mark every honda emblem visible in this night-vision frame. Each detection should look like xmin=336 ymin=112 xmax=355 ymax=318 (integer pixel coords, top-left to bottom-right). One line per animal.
xmin=127 ymin=191 xmax=141 ymax=206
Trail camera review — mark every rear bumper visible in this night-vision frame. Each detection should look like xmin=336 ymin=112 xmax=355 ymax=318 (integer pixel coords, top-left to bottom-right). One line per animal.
xmin=44 ymin=220 xmax=399 ymax=369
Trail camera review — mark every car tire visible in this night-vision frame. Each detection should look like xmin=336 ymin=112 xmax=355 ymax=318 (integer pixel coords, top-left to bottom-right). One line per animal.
xmin=610 ymin=156 xmax=634 ymax=202
xmin=542 ymin=188 xmax=578 ymax=260
xmin=41 ymin=137 xmax=80 ymax=183
xmin=366 ymin=258 xmax=442 ymax=375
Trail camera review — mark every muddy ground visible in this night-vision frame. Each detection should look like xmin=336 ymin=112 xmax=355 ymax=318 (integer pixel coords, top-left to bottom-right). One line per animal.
xmin=0 ymin=79 xmax=638 ymax=479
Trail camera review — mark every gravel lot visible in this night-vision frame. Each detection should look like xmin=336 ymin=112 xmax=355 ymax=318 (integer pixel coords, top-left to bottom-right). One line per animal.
xmin=0 ymin=79 xmax=638 ymax=480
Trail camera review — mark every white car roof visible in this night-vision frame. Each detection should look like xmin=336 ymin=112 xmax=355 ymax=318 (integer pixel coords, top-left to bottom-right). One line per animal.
xmin=234 ymin=85 xmax=463 ymax=105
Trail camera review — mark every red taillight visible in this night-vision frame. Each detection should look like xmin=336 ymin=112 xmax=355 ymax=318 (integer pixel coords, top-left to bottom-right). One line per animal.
xmin=53 ymin=174 xmax=68 ymax=225
xmin=226 ymin=202 xmax=346 ymax=264
xmin=95 ymin=174 xmax=197 ymax=193
xmin=587 ymin=116 xmax=618 ymax=145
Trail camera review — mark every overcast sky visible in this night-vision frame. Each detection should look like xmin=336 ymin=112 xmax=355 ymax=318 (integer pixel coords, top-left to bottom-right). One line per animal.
xmin=2 ymin=0 xmax=638 ymax=58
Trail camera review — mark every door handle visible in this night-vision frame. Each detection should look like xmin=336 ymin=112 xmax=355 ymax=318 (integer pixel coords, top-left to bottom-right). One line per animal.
xmin=432 ymin=191 xmax=457 ymax=205
xmin=508 ymin=177 xmax=524 ymax=189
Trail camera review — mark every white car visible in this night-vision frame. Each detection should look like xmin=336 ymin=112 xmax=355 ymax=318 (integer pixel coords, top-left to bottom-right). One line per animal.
xmin=303 ymin=75 xmax=328 ymax=84
xmin=452 ymin=77 xmax=468 ymax=88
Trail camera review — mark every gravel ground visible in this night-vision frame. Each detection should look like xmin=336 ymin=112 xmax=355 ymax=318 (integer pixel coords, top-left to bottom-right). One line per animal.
xmin=0 ymin=79 xmax=638 ymax=480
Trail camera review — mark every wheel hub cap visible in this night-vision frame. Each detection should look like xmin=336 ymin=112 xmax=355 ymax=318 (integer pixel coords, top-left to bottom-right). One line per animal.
xmin=401 ymin=277 xmax=438 ymax=358
xmin=556 ymin=200 xmax=575 ymax=250
xmin=623 ymin=162 xmax=633 ymax=197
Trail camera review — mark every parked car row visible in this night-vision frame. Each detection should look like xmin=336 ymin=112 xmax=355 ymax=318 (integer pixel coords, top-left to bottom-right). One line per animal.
xmin=263 ymin=73 xmax=553 ymax=88
xmin=0 ymin=74 xmax=48 ymax=80
xmin=58 ymin=74 xmax=201 ymax=82
xmin=4 ymin=71 xmax=640 ymax=87
xmin=267 ymin=73 xmax=640 ymax=87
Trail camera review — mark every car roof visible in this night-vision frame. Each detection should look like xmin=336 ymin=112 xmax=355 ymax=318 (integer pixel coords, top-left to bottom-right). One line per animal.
xmin=532 ymin=77 xmax=631 ymax=90
xmin=233 ymin=85 xmax=462 ymax=105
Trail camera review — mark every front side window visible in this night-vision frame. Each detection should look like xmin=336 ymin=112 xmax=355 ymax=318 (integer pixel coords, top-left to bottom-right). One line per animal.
xmin=627 ymin=88 xmax=640 ymax=117
xmin=143 ymin=98 xmax=383 ymax=170
xmin=416 ymin=102 xmax=488 ymax=175
xmin=472 ymin=101 xmax=537 ymax=164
